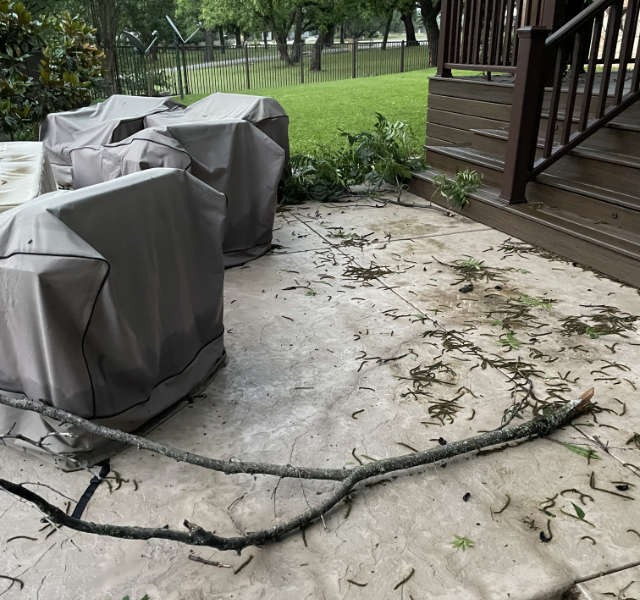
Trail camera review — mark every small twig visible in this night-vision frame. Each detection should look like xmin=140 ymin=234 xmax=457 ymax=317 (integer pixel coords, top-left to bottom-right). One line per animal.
xmin=233 ymin=555 xmax=254 ymax=575
xmin=393 ymin=567 xmax=415 ymax=590
xmin=188 ymin=554 xmax=232 ymax=568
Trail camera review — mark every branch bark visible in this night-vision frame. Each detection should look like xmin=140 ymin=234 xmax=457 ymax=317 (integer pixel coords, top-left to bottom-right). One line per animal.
xmin=0 ymin=390 xmax=594 ymax=552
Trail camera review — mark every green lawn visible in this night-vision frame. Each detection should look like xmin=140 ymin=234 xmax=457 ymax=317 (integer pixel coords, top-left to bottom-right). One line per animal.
xmin=181 ymin=69 xmax=437 ymax=155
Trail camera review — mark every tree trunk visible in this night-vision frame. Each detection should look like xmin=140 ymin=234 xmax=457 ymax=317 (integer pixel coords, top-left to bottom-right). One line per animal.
xmin=401 ymin=10 xmax=419 ymax=46
xmin=310 ymin=30 xmax=328 ymax=71
xmin=204 ymin=29 xmax=214 ymax=61
xmin=218 ymin=27 xmax=226 ymax=54
xmin=340 ymin=22 xmax=345 ymax=44
xmin=234 ymin=27 xmax=242 ymax=47
xmin=381 ymin=10 xmax=393 ymax=50
xmin=263 ymin=31 xmax=268 ymax=48
xmin=326 ymin=23 xmax=335 ymax=47
xmin=290 ymin=7 xmax=303 ymax=63
xmin=88 ymin=0 xmax=119 ymax=95
xmin=419 ymin=0 xmax=440 ymax=65
xmin=276 ymin=33 xmax=291 ymax=64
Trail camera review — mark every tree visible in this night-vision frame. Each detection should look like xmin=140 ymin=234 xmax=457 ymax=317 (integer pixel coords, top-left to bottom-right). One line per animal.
xmin=418 ymin=0 xmax=440 ymax=64
xmin=251 ymin=0 xmax=301 ymax=63
xmin=87 ymin=0 xmax=118 ymax=94
xmin=398 ymin=0 xmax=418 ymax=46
xmin=200 ymin=0 xmax=259 ymax=47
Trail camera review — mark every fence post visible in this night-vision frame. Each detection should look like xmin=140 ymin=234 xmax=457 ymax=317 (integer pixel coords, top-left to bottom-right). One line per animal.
xmin=352 ymin=39 xmax=357 ymax=78
xmin=400 ymin=40 xmax=405 ymax=72
xmin=500 ymin=27 xmax=549 ymax=204
xmin=436 ymin=0 xmax=452 ymax=76
xmin=299 ymin=42 xmax=305 ymax=83
xmin=244 ymin=44 xmax=251 ymax=89
xmin=181 ymin=46 xmax=190 ymax=95
xmin=175 ymin=43 xmax=184 ymax=99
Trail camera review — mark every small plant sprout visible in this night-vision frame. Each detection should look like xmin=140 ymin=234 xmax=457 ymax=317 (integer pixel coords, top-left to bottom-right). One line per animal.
xmin=451 ymin=535 xmax=475 ymax=551
xmin=433 ymin=169 xmax=483 ymax=209
xmin=515 ymin=294 xmax=553 ymax=310
xmin=498 ymin=331 xmax=522 ymax=350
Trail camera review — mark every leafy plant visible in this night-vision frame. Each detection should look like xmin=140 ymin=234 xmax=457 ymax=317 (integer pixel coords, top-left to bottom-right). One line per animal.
xmin=498 ymin=331 xmax=522 ymax=350
xmin=0 ymin=1 xmax=103 ymax=139
xmin=281 ymin=113 xmax=425 ymax=204
xmin=433 ymin=169 xmax=482 ymax=209
xmin=451 ymin=535 xmax=475 ymax=551
xmin=515 ymin=294 xmax=553 ymax=310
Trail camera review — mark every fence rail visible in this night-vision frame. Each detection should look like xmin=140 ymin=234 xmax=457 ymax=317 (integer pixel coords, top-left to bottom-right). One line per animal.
xmin=114 ymin=40 xmax=432 ymax=98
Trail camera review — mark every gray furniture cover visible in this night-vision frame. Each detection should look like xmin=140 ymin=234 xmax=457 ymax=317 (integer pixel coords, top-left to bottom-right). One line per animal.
xmin=0 ymin=168 xmax=226 ymax=468
xmin=0 ymin=142 xmax=57 ymax=212
xmin=70 ymin=128 xmax=192 ymax=189
xmin=144 ymin=92 xmax=290 ymax=163
xmin=70 ymin=119 xmax=286 ymax=267
xmin=40 ymin=95 xmax=184 ymax=187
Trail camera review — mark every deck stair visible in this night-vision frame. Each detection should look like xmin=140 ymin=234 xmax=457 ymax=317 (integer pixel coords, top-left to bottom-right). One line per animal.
xmin=411 ymin=71 xmax=640 ymax=286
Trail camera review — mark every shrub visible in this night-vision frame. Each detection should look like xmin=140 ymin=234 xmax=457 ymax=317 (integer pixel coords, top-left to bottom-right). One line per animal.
xmin=0 ymin=1 xmax=103 ymax=139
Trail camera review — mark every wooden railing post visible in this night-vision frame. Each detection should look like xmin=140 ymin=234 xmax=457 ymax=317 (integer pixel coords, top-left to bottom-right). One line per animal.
xmin=539 ymin=0 xmax=560 ymax=29
xmin=500 ymin=27 xmax=549 ymax=204
xmin=437 ymin=0 xmax=452 ymax=76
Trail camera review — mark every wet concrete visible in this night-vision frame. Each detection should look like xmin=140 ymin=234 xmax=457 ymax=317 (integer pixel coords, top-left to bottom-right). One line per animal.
xmin=1 ymin=192 xmax=639 ymax=599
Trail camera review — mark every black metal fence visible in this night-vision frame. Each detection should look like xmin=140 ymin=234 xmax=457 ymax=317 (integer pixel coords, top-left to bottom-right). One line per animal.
xmin=114 ymin=40 xmax=432 ymax=97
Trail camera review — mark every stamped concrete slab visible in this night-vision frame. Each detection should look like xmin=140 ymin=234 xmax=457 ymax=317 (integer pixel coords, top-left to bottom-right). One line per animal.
xmin=1 ymin=200 xmax=640 ymax=600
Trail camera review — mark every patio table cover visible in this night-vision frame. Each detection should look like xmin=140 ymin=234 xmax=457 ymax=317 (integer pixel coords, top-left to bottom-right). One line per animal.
xmin=40 ymin=95 xmax=184 ymax=187
xmin=0 ymin=168 xmax=226 ymax=468
xmin=70 ymin=119 xmax=286 ymax=267
xmin=144 ymin=92 xmax=290 ymax=162
xmin=0 ymin=142 xmax=57 ymax=212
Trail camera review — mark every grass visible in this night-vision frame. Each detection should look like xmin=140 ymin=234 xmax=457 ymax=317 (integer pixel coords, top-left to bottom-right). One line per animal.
xmin=180 ymin=69 xmax=437 ymax=154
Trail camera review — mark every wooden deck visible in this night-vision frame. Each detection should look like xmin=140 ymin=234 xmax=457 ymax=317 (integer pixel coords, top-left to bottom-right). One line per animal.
xmin=410 ymin=73 xmax=640 ymax=287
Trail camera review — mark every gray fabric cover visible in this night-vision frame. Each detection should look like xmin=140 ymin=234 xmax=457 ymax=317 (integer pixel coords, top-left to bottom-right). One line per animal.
xmin=70 ymin=129 xmax=192 ymax=189
xmin=144 ymin=92 xmax=290 ymax=163
xmin=40 ymin=95 xmax=184 ymax=187
xmin=0 ymin=142 xmax=57 ymax=212
xmin=0 ymin=168 xmax=226 ymax=468
xmin=70 ymin=119 xmax=286 ymax=267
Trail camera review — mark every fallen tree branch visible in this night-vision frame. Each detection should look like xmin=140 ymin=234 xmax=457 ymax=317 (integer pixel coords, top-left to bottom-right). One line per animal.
xmin=0 ymin=394 xmax=348 ymax=482
xmin=0 ymin=390 xmax=594 ymax=552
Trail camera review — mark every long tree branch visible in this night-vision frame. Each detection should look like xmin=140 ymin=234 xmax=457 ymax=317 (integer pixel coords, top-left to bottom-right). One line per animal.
xmin=0 ymin=390 xmax=594 ymax=552
xmin=0 ymin=394 xmax=348 ymax=481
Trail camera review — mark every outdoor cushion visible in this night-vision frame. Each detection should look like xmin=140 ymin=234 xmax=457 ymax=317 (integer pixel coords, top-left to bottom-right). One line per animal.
xmin=144 ymin=92 xmax=290 ymax=163
xmin=0 ymin=168 xmax=226 ymax=468
xmin=0 ymin=142 xmax=57 ymax=212
xmin=40 ymin=95 xmax=184 ymax=187
xmin=70 ymin=119 xmax=286 ymax=267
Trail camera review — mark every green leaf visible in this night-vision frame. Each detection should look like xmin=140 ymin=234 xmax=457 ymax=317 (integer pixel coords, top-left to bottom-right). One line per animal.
xmin=562 ymin=443 xmax=600 ymax=462
xmin=572 ymin=502 xmax=585 ymax=520
xmin=451 ymin=535 xmax=475 ymax=551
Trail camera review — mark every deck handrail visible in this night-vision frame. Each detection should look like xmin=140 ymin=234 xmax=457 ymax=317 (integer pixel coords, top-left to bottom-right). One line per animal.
xmin=501 ymin=0 xmax=640 ymax=203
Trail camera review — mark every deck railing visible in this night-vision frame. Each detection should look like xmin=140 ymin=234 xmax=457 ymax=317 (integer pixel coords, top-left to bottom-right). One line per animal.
xmin=436 ymin=0 xmax=558 ymax=75
xmin=501 ymin=0 xmax=640 ymax=202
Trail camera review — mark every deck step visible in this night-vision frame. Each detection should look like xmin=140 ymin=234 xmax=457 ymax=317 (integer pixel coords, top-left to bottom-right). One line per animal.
xmin=469 ymin=128 xmax=640 ymax=202
xmin=409 ymin=169 xmax=640 ymax=287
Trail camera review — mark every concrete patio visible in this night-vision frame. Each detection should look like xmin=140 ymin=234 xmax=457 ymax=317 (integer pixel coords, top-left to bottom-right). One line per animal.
xmin=1 ymin=192 xmax=640 ymax=600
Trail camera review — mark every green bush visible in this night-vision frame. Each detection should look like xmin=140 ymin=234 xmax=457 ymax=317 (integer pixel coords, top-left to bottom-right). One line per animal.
xmin=282 ymin=113 xmax=424 ymax=204
xmin=0 ymin=1 xmax=103 ymax=139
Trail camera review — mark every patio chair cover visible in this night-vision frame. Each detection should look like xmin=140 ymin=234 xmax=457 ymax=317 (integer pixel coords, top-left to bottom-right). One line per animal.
xmin=70 ymin=119 xmax=286 ymax=267
xmin=0 ymin=168 xmax=226 ymax=468
xmin=40 ymin=95 xmax=184 ymax=187
xmin=0 ymin=142 xmax=57 ymax=212
xmin=70 ymin=129 xmax=192 ymax=189
xmin=144 ymin=92 xmax=290 ymax=162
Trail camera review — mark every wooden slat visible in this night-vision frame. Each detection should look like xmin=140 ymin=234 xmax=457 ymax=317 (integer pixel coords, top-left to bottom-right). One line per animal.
xmin=543 ymin=50 xmax=565 ymax=157
xmin=579 ymin=14 xmax=604 ymax=130
xmin=483 ymin=0 xmax=493 ymax=63
xmin=502 ymin=0 xmax=516 ymax=64
xmin=561 ymin=33 xmax=583 ymax=145
xmin=615 ymin=0 xmax=640 ymax=101
xmin=472 ymin=0 xmax=484 ymax=63
xmin=595 ymin=4 xmax=622 ymax=118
